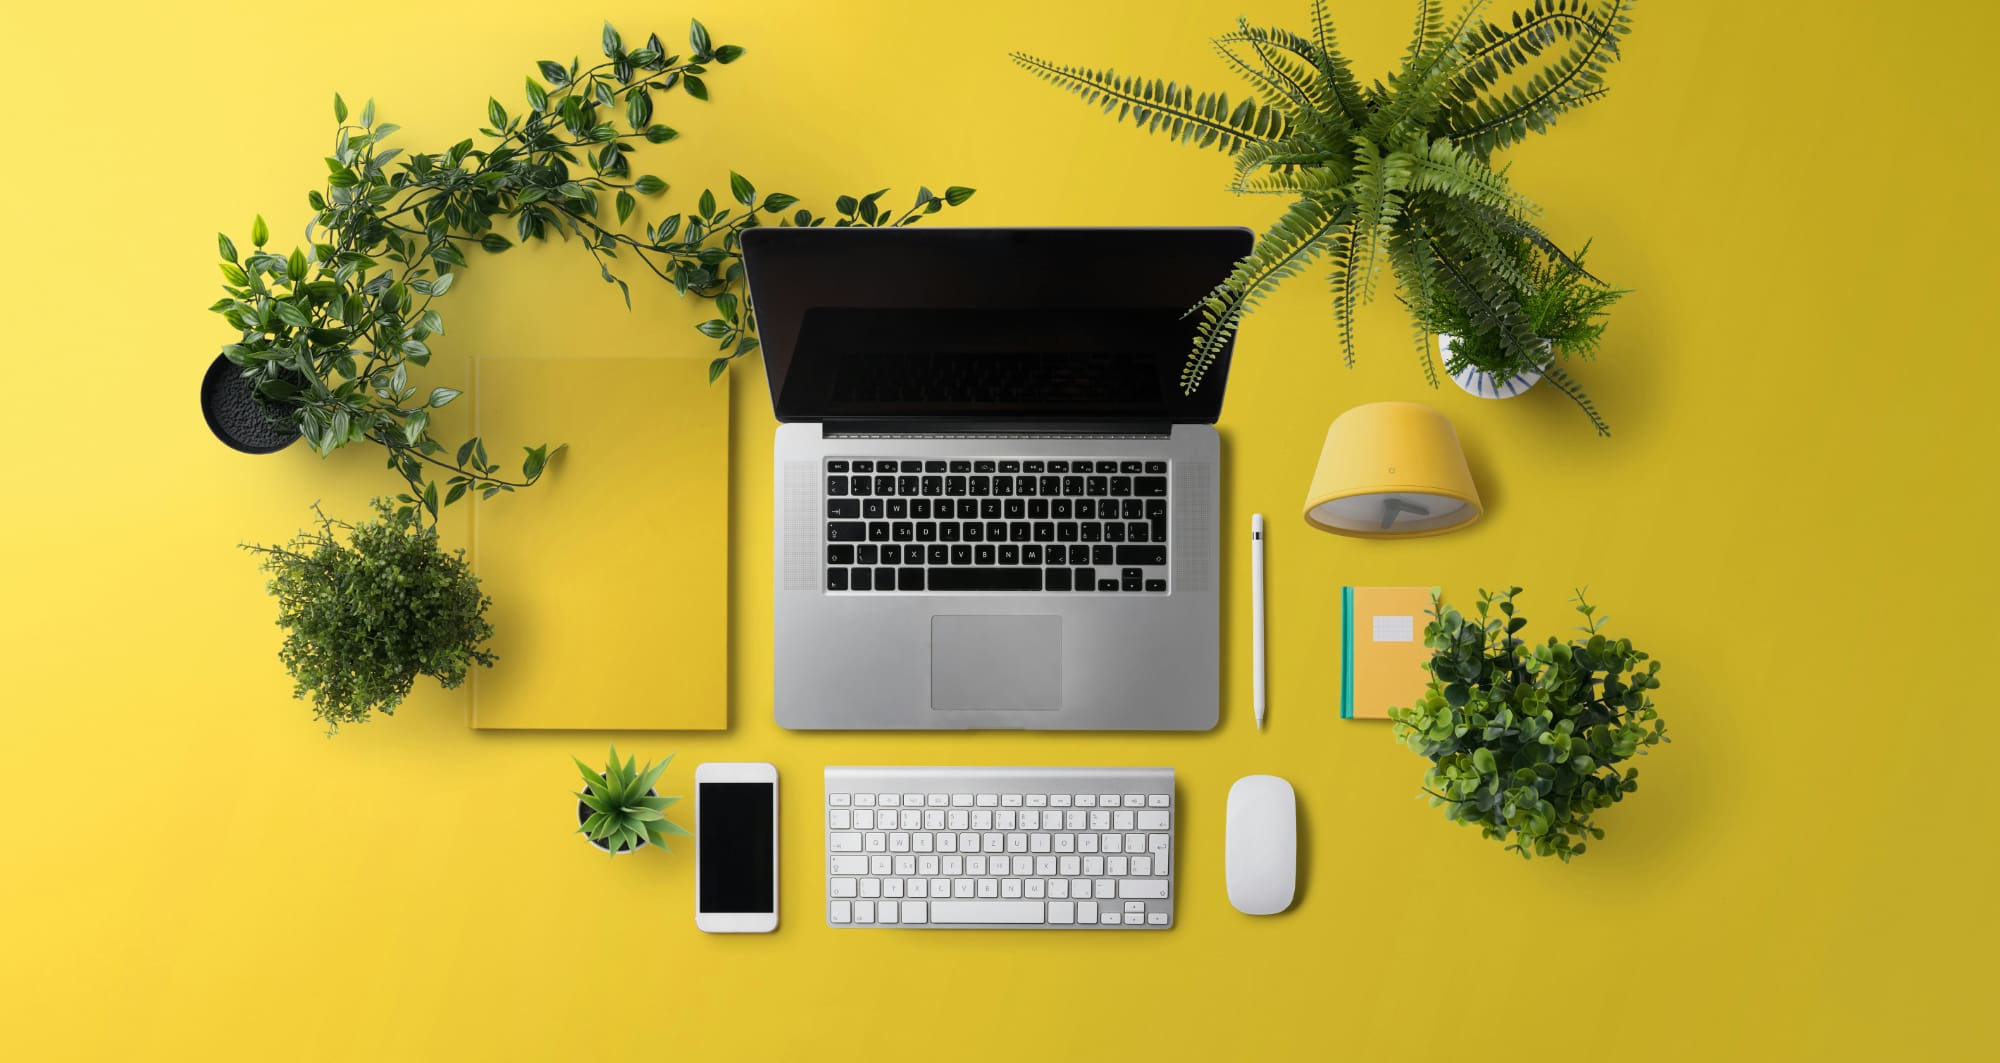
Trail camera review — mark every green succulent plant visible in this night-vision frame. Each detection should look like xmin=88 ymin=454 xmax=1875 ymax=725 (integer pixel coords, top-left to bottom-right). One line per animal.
xmin=1013 ymin=0 xmax=1635 ymax=420
xmin=574 ymin=746 xmax=689 ymax=855
xmin=1388 ymin=587 xmax=1668 ymax=861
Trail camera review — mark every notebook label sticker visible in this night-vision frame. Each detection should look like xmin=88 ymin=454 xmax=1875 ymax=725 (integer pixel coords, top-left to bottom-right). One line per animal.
xmin=1372 ymin=615 xmax=1414 ymax=642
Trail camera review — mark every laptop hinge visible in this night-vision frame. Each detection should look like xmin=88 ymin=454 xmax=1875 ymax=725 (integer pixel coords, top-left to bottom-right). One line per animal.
xmin=822 ymin=418 xmax=1176 ymax=439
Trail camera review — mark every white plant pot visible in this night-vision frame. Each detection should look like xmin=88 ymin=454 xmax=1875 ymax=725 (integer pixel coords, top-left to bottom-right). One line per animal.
xmin=1438 ymin=333 xmax=1547 ymax=399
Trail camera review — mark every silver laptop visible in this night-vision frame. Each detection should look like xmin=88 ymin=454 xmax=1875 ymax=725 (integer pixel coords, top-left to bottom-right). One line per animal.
xmin=740 ymin=227 xmax=1252 ymax=730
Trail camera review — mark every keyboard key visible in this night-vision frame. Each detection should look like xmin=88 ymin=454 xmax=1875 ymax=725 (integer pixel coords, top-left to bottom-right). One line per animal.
xmin=998 ymin=460 xmax=1019 ymax=473
xmin=827 ymin=476 xmax=849 ymax=496
xmin=828 ymin=460 xmax=850 ymax=473
xmin=930 ymin=901 xmax=1044 ymax=924
xmin=925 ymin=460 xmax=946 ymax=473
xmin=1116 ymin=546 xmax=1167 ymax=566
xmin=1118 ymin=880 xmax=1169 ymax=899
xmin=830 ymin=833 xmax=862 ymax=852
xmin=899 ymin=568 xmax=924 ymax=591
xmin=1123 ymin=573 xmax=1142 ymax=592
xmin=929 ymin=568 xmax=1042 ymax=592
xmin=1093 ymin=546 xmax=1114 ymax=566
xmin=1046 ymin=568 xmax=1072 ymax=591
xmin=901 ymin=460 xmax=922 ymax=472
xmin=827 ymin=568 xmax=848 ymax=591
xmin=827 ymin=498 xmax=859 ymax=519
xmin=1145 ymin=461 xmax=1166 ymax=474
xmin=874 ymin=476 xmax=894 ymax=494
xmin=867 ymin=522 xmax=890 ymax=542
xmin=950 ymin=460 xmax=971 ymax=473
xmin=975 ymin=460 xmax=996 ymax=473
xmin=1135 ymin=477 xmax=1168 ymax=496
xmin=851 ymin=460 xmax=873 ymax=473
xmin=827 ymin=521 xmax=865 ymax=542
xmin=828 ymin=545 xmax=854 ymax=565
xmin=1099 ymin=580 xmax=1119 ymax=592
xmin=1073 ymin=568 xmax=1095 ymax=590
xmin=1146 ymin=580 xmax=1166 ymax=592
xmin=850 ymin=567 xmax=872 ymax=591
xmin=863 ymin=498 xmax=885 ymax=519
xmin=875 ymin=567 xmax=894 ymax=589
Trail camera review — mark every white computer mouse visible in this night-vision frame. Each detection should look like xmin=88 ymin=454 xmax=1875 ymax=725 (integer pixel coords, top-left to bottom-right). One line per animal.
xmin=1226 ymin=774 xmax=1297 ymax=915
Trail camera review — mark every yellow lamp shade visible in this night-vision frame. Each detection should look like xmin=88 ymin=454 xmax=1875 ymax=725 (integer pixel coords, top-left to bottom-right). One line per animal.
xmin=1302 ymin=402 xmax=1483 ymax=538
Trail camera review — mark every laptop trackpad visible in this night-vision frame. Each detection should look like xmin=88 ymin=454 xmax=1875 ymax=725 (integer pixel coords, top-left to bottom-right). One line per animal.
xmin=930 ymin=615 xmax=1062 ymax=711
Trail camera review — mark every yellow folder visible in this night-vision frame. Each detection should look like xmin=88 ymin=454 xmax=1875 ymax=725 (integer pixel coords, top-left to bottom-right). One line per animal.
xmin=1341 ymin=586 xmax=1437 ymax=720
xmin=468 ymin=356 xmax=729 ymax=730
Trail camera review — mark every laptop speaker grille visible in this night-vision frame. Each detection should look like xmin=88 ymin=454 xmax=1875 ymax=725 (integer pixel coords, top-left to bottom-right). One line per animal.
xmin=1173 ymin=461 xmax=1213 ymax=591
xmin=782 ymin=461 xmax=819 ymax=591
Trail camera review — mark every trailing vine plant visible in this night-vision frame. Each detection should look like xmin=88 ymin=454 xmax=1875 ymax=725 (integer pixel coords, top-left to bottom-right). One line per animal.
xmin=212 ymin=19 xmax=975 ymax=521
xmin=1013 ymin=0 xmax=1633 ymax=431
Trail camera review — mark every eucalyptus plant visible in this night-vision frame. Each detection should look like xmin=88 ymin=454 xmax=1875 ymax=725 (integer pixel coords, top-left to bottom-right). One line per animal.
xmin=1013 ymin=0 xmax=1634 ymax=425
xmin=212 ymin=19 xmax=973 ymax=521
xmin=1388 ymin=587 xmax=1668 ymax=861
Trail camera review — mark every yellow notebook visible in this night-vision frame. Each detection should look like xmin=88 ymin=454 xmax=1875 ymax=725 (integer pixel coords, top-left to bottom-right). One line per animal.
xmin=1341 ymin=586 xmax=1436 ymax=720
xmin=468 ymin=356 xmax=729 ymax=730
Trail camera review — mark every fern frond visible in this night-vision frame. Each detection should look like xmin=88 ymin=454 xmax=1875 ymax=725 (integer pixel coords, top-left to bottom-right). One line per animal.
xmin=1347 ymin=139 xmax=1414 ymax=307
xmin=1212 ymin=24 xmax=1354 ymax=147
xmin=1307 ymin=0 xmax=1372 ymax=124
xmin=1325 ymin=218 xmax=1363 ymax=367
xmin=1230 ymin=165 xmax=1349 ymax=197
xmin=1400 ymin=135 xmax=1537 ymax=221
xmin=1371 ymin=0 xmax=1488 ymax=143
xmin=1542 ymin=363 xmax=1609 ymax=435
xmin=1457 ymin=0 xmax=1603 ymax=101
xmin=1406 ymin=0 xmax=1448 ymax=67
xmin=1009 ymin=53 xmax=1292 ymax=153
xmin=1443 ymin=0 xmax=1634 ymax=154
xmin=1414 ymin=321 xmax=1440 ymax=388
xmin=1183 ymin=194 xmax=1350 ymax=392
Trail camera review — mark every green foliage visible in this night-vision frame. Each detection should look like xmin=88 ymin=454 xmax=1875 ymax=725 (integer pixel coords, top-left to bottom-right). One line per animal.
xmin=1411 ymin=240 xmax=1628 ymax=432
xmin=212 ymin=20 xmax=975 ymax=513
xmin=1013 ymin=0 xmax=1634 ymax=409
xmin=1388 ymin=587 xmax=1668 ymax=861
xmin=574 ymin=746 xmax=689 ymax=855
xmin=242 ymin=500 xmax=495 ymax=734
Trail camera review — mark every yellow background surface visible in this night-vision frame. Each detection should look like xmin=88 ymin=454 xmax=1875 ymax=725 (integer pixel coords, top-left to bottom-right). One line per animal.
xmin=1 ymin=1 xmax=1991 ymax=1059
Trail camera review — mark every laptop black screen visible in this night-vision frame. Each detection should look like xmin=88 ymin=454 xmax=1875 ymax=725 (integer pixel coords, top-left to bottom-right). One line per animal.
xmin=739 ymin=227 xmax=1252 ymax=424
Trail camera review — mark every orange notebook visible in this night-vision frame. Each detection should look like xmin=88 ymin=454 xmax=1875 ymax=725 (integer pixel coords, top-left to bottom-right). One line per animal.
xmin=1341 ymin=586 xmax=1436 ymax=719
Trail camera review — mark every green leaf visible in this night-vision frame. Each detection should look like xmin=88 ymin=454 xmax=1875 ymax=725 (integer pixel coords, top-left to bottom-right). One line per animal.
xmin=479 ymin=233 xmax=512 ymax=253
xmin=219 ymin=262 xmax=248 ymax=286
xmin=428 ymin=272 xmax=454 ymax=296
xmin=615 ymin=190 xmax=636 ymax=224
xmin=334 ymin=94 xmax=347 ymax=122
xmin=729 ymin=171 xmax=755 ymax=207
xmin=428 ymin=387 xmax=461 ymax=408
xmin=218 ymin=233 xmax=238 ymax=262
xmin=359 ymin=98 xmax=375 ymax=127
xmin=273 ymin=301 xmax=311 ymax=329
xmin=714 ymin=44 xmax=744 ymax=64
xmin=689 ymin=18 xmax=712 ymax=57
xmin=943 ymin=185 xmax=977 ymax=206
xmin=634 ymin=175 xmax=666 ymax=195
xmin=487 ymin=98 xmax=507 ymax=128
xmin=602 ymin=21 xmax=623 ymax=58
xmin=626 ymin=86 xmax=652 ymax=128
xmin=694 ymin=319 xmax=731 ymax=339
xmin=287 ymin=248 xmax=308 ymax=282
xmin=526 ymin=77 xmax=549 ymax=112
xmin=682 ymin=74 xmax=708 ymax=100
xmin=537 ymin=61 xmax=569 ymax=86
xmin=644 ymin=125 xmax=679 ymax=143
xmin=698 ymin=189 xmax=716 ymax=217
xmin=760 ymin=193 xmax=798 ymax=213
xmin=708 ymin=358 xmax=730 ymax=382
xmin=251 ymin=215 xmax=269 ymax=247
xmin=835 ymin=195 xmax=858 ymax=216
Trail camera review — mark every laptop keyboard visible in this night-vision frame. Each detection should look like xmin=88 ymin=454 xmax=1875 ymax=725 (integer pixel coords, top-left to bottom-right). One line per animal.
xmin=824 ymin=458 xmax=1169 ymax=593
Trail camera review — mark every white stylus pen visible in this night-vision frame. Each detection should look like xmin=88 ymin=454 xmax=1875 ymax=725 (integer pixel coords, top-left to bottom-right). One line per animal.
xmin=1252 ymin=513 xmax=1266 ymax=730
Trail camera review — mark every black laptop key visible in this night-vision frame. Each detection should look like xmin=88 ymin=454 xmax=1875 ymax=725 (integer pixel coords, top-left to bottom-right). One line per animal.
xmin=946 ymin=476 xmax=967 ymax=496
xmin=951 ymin=544 xmax=972 ymax=565
xmin=899 ymin=476 xmax=919 ymax=495
xmin=1122 ymin=567 xmax=1143 ymax=579
xmin=828 ymin=460 xmax=850 ymax=473
xmin=1104 ymin=523 xmax=1125 ymax=542
xmin=1076 ymin=499 xmax=1096 ymax=520
xmin=1057 ymin=523 xmax=1078 ymax=542
xmin=1110 ymin=477 xmax=1132 ymax=497
xmin=940 ymin=523 xmax=960 ymax=542
xmin=912 ymin=499 xmax=932 ymax=519
xmin=827 ymin=476 xmax=849 ymax=495
xmin=1122 ymin=573 xmax=1142 ymax=592
xmin=916 ymin=522 xmax=937 ymax=542
xmin=998 ymin=460 xmax=1019 ymax=473
xmin=1096 ymin=461 xmax=1119 ymax=473
xmin=1080 ymin=523 xmax=1102 ymax=542
xmin=992 ymin=476 xmax=1013 ymax=497
xmin=886 ymin=499 xmax=908 ymax=519
xmin=881 ymin=544 xmax=901 ymax=565
xmin=1120 ymin=461 xmax=1143 ymax=473
xmin=1029 ymin=499 xmax=1049 ymax=519
xmin=1010 ymin=522 xmax=1032 ymax=541
xmin=974 ymin=460 xmax=996 ymax=473
xmin=1065 ymin=546 xmax=1088 ymax=565
xmin=1093 ymin=545 xmax=1115 ymax=567
xmin=1146 ymin=579 xmax=1167 ymax=592
xmin=850 ymin=567 xmax=872 ymax=591
xmin=1023 ymin=545 xmax=1042 ymax=565
xmin=1005 ymin=499 xmax=1026 ymax=519
xmin=975 ymin=544 xmax=996 ymax=565
xmin=925 ymin=460 xmax=946 ymax=473
xmin=1039 ymin=476 xmax=1060 ymax=497
xmin=1052 ymin=499 xmax=1072 ymax=519
xmin=828 ymin=544 xmax=855 ymax=565
xmin=868 ymin=522 xmax=890 ymax=542
xmin=828 ymin=499 xmax=859 ymax=519
xmin=1135 ymin=476 xmax=1168 ymax=497
xmin=929 ymin=568 xmax=1042 ymax=592
xmin=929 ymin=545 xmax=949 ymax=565
xmin=1146 ymin=499 xmax=1167 ymax=519
xmin=1048 ymin=461 xmax=1069 ymax=473
xmin=958 ymin=499 xmax=979 ymax=519
xmin=1045 ymin=566 xmax=1071 ymax=591
xmin=1013 ymin=476 xmax=1034 ymax=496
xmin=827 ymin=521 xmax=866 ymax=542
xmin=980 ymin=499 xmax=1002 ymax=520
xmin=1033 ymin=522 xmax=1055 ymax=542
xmin=921 ymin=476 xmax=943 ymax=495
xmin=985 ymin=522 xmax=1008 ymax=542
xmin=1128 ymin=522 xmax=1149 ymax=542
xmin=1024 ymin=461 xmax=1045 ymax=473
xmin=875 ymin=567 xmax=895 ymax=590
xmin=872 ymin=476 xmax=893 ymax=495
xmin=1145 ymin=461 xmax=1167 ymax=474
xmin=901 ymin=461 xmax=923 ymax=473
xmin=999 ymin=545 xmax=1019 ymax=565
xmin=899 ymin=567 xmax=924 ymax=591
xmin=827 ymin=567 xmax=848 ymax=591
xmin=851 ymin=460 xmax=873 ymax=473
xmin=851 ymin=477 xmax=871 ymax=496
xmin=950 ymin=460 xmax=971 ymax=473
xmin=1074 ymin=568 xmax=1095 ymax=590
xmin=857 ymin=545 xmax=878 ymax=565
xmin=1122 ymin=499 xmax=1143 ymax=520
xmin=970 ymin=476 xmax=992 ymax=496
xmin=893 ymin=522 xmax=914 ymax=542
xmin=1086 ymin=477 xmax=1108 ymax=495
xmin=1151 ymin=518 xmax=1167 ymax=543
xmin=963 ymin=522 xmax=983 ymax=542
xmin=1062 ymin=476 xmax=1084 ymax=496
xmin=1117 ymin=545 xmax=1167 ymax=566
xmin=863 ymin=499 xmax=885 ymax=519
xmin=1099 ymin=579 xmax=1120 ymax=592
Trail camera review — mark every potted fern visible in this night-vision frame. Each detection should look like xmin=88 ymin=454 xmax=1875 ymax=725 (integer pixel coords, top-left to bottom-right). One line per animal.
xmin=1013 ymin=0 xmax=1635 ymax=431
xmin=574 ymin=746 xmax=689 ymax=856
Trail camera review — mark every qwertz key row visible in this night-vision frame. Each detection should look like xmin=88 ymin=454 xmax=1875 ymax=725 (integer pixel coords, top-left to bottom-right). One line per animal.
xmin=823 ymin=458 xmax=1171 ymax=594
xmin=824 ymin=766 xmax=1174 ymax=929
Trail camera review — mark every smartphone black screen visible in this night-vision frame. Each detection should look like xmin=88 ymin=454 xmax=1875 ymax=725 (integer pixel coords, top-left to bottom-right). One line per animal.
xmin=698 ymin=782 xmax=775 ymax=914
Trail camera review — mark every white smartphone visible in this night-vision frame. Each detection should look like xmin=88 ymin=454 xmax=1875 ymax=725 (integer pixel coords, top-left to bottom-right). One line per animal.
xmin=694 ymin=762 xmax=779 ymax=934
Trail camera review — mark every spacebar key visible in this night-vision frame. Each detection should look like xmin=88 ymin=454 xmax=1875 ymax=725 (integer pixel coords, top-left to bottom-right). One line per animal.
xmin=927 ymin=568 xmax=1042 ymax=592
xmin=930 ymin=901 xmax=1047 ymax=924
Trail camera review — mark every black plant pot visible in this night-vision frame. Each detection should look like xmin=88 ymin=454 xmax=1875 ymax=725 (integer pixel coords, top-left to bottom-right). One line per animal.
xmin=578 ymin=786 xmax=656 ymax=854
xmin=201 ymin=353 xmax=301 ymax=454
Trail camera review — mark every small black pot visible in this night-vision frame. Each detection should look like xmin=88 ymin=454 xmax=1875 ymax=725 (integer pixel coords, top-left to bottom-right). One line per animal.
xmin=578 ymin=787 xmax=657 ymax=854
xmin=201 ymin=353 xmax=301 ymax=454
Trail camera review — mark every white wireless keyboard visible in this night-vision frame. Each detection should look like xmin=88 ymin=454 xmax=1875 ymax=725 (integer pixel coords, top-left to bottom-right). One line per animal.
xmin=823 ymin=766 xmax=1175 ymax=929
